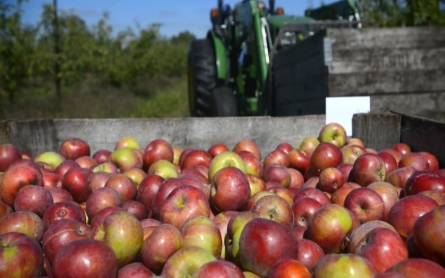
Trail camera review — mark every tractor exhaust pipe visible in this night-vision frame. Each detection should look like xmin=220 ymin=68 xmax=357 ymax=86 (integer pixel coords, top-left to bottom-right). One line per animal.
xmin=218 ymin=0 xmax=223 ymax=12
xmin=269 ymin=0 xmax=275 ymax=15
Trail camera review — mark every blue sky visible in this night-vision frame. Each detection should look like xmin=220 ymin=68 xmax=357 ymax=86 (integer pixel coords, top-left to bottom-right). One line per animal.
xmin=18 ymin=0 xmax=339 ymax=38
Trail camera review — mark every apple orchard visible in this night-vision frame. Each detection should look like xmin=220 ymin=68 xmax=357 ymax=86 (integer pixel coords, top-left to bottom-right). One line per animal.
xmin=1 ymin=122 xmax=445 ymax=278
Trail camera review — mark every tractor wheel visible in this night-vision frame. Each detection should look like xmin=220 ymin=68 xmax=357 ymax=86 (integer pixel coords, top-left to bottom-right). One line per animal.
xmin=211 ymin=87 xmax=238 ymax=117
xmin=188 ymin=39 xmax=216 ymax=117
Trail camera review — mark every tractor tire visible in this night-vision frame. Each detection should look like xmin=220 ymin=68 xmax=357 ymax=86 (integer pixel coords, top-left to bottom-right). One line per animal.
xmin=188 ymin=39 xmax=216 ymax=117
xmin=211 ymin=87 xmax=238 ymax=117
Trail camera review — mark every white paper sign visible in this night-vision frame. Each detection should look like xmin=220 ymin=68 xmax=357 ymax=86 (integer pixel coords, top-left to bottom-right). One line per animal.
xmin=326 ymin=96 xmax=371 ymax=136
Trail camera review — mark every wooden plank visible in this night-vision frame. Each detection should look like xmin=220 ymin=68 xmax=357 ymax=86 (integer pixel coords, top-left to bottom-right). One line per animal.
xmin=329 ymin=48 xmax=445 ymax=74
xmin=398 ymin=113 xmax=445 ymax=168
xmin=275 ymin=99 xmax=326 ymax=116
xmin=327 ymin=27 xmax=445 ymax=50
xmin=0 ymin=121 xmax=9 ymax=145
xmin=352 ymin=113 xmax=401 ymax=151
xmin=328 ymin=69 xmax=445 ymax=96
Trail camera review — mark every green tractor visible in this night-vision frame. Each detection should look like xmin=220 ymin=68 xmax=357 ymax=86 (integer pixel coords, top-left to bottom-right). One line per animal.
xmin=187 ymin=0 xmax=361 ymax=117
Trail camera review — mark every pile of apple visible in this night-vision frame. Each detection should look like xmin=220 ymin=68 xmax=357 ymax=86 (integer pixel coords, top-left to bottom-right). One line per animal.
xmin=1 ymin=122 xmax=445 ymax=278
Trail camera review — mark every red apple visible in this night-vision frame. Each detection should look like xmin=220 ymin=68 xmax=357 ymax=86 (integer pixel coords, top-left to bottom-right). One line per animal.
xmin=379 ymin=148 xmax=403 ymax=164
xmin=89 ymin=206 xmax=124 ymax=232
xmin=346 ymin=219 xmax=398 ymax=253
xmin=232 ymin=139 xmax=261 ymax=160
xmin=48 ymin=187 xmax=74 ymax=203
xmin=0 ymin=232 xmax=44 ymax=278
xmin=85 ymin=187 xmax=122 ymax=220
xmin=52 ymin=239 xmax=118 ymax=278
xmin=378 ymin=151 xmax=398 ymax=175
xmin=121 ymin=200 xmax=148 ymax=220
xmin=293 ymin=187 xmax=331 ymax=207
xmin=393 ymin=143 xmax=411 ymax=156
xmin=180 ymin=173 xmax=210 ymax=198
xmin=387 ymin=195 xmax=438 ymax=240
xmin=143 ymin=139 xmax=174 ymax=171
xmin=105 ymin=174 xmax=137 ymax=203
xmin=42 ymin=201 xmax=86 ymax=230
xmin=275 ymin=142 xmax=293 ymax=154
xmin=59 ymin=138 xmax=90 ymax=160
xmin=310 ymin=142 xmax=343 ymax=176
xmin=292 ymin=197 xmax=322 ymax=228
xmin=75 ymin=155 xmax=97 ymax=170
xmin=352 ymin=153 xmax=386 ymax=187
xmin=245 ymin=174 xmax=266 ymax=197
xmin=296 ymin=238 xmax=325 ymax=272
xmin=302 ymin=176 xmax=319 ymax=188
xmin=92 ymin=161 xmax=119 ymax=174
xmin=418 ymin=190 xmax=445 ymax=205
xmin=210 ymin=166 xmax=250 ymax=212
xmin=62 ymin=167 xmax=92 ymax=203
xmin=212 ymin=210 xmax=238 ymax=259
xmin=288 ymin=149 xmax=311 ymax=174
xmin=250 ymin=194 xmax=294 ymax=229
xmin=42 ymin=218 xmax=92 ymax=263
xmin=419 ymin=152 xmax=439 ymax=172
xmin=240 ymin=152 xmax=264 ymax=178
xmin=330 ymin=185 xmax=356 ymax=206
xmin=92 ymin=149 xmax=111 ymax=164
xmin=208 ymin=143 xmax=229 ymax=158
xmin=89 ymin=170 xmax=111 ymax=191
xmin=263 ymin=149 xmax=290 ymax=168
xmin=318 ymin=122 xmax=348 ymax=148
xmin=180 ymin=149 xmax=213 ymax=170
xmin=306 ymin=204 xmax=353 ymax=254
xmin=346 ymin=137 xmax=365 ymax=147
xmin=238 ymin=218 xmax=299 ymax=277
xmin=267 ymin=186 xmax=293 ymax=206
xmin=140 ymin=223 xmax=183 ymax=271
xmin=262 ymin=164 xmax=291 ymax=188
xmin=317 ymin=167 xmax=344 ymax=194
xmin=13 ymin=185 xmax=54 ymax=217
xmin=0 ymin=211 xmax=44 ymax=241
xmin=118 ymin=262 xmax=155 ymax=278
xmin=341 ymin=144 xmax=366 ymax=164
xmin=136 ymin=174 xmax=164 ymax=213
xmin=399 ymin=153 xmax=429 ymax=172
xmin=42 ymin=172 xmax=63 ymax=189
xmin=297 ymin=137 xmax=320 ymax=157
xmin=386 ymin=258 xmax=445 ymax=278
xmin=344 ymin=187 xmax=385 ymax=223
xmin=269 ymin=258 xmax=311 ymax=278
xmin=92 ymin=210 xmax=144 ymax=267
xmin=159 ymin=185 xmax=210 ymax=229
xmin=193 ymin=260 xmax=245 ymax=278
xmin=288 ymin=168 xmax=305 ymax=189
xmin=404 ymin=171 xmax=445 ymax=196
xmin=367 ymin=181 xmax=400 ymax=221
xmin=386 ymin=166 xmax=417 ymax=189
xmin=0 ymin=144 xmax=22 ymax=172
xmin=0 ymin=199 xmax=13 ymax=219
xmin=0 ymin=165 xmax=43 ymax=207
xmin=208 ymin=151 xmax=247 ymax=182
xmin=150 ymin=177 xmax=186 ymax=220
xmin=313 ymin=253 xmax=377 ymax=277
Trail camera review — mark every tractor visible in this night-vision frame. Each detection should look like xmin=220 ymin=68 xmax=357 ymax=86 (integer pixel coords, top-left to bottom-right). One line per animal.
xmin=187 ymin=0 xmax=361 ymax=117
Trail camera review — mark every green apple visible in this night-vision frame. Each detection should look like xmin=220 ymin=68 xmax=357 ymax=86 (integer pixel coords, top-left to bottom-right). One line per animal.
xmin=180 ymin=215 xmax=222 ymax=258
xmin=318 ymin=123 xmax=348 ymax=148
xmin=110 ymin=147 xmax=142 ymax=172
xmin=34 ymin=151 xmax=65 ymax=170
xmin=297 ymin=137 xmax=320 ymax=157
xmin=161 ymin=246 xmax=217 ymax=277
xmin=208 ymin=151 xmax=247 ymax=182
xmin=115 ymin=136 xmax=140 ymax=150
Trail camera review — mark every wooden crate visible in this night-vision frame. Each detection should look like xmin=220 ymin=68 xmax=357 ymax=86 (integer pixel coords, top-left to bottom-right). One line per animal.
xmin=272 ymin=27 xmax=445 ymax=119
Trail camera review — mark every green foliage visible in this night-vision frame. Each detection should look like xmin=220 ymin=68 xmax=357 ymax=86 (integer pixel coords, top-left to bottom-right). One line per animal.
xmin=0 ymin=0 xmax=196 ymax=103
xmin=359 ymin=0 xmax=445 ymax=26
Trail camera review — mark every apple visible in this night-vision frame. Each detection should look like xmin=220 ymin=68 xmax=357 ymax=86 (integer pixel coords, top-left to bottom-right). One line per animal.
xmin=212 ymin=210 xmax=238 ymax=260
xmin=302 ymin=176 xmax=319 ymax=188
xmin=109 ymin=147 xmax=141 ymax=172
xmin=404 ymin=171 xmax=445 ymax=196
xmin=419 ymin=152 xmax=440 ymax=173
xmin=0 ymin=211 xmax=44 ymax=241
xmin=346 ymin=137 xmax=365 ymax=147
xmin=238 ymin=218 xmax=298 ymax=277
xmin=296 ymin=238 xmax=325 ymax=272
xmin=418 ymin=190 xmax=445 ymax=205
xmin=62 ymin=167 xmax=92 ymax=203
xmin=345 ymin=219 xmax=398 ymax=253
xmin=42 ymin=172 xmax=63 ymax=189
xmin=150 ymin=177 xmax=185 ymax=219
xmin=288 ymin=168 xmax=305 ymax=189
xmin=240 ymin=152 xmax=264 ymax=178
xmin=393 ymin=143 xmax=411 ymax=156
xmin=74 ymin=156 xmax=97 ymax=170
xmin=341 ymin=144 xmax=366 ymax=164
xmin=387 ymin=195 xmax=438 ymax=240
xmin=193 ymin=260 xmax=245 ymax=278
xmin=205 ymin=143 xmax=228 ymax=158
xmin=352 ymin=153 xmax=386 ymax=187
xmin=330 ymin=184 xmax=360 ymax=206
xmin=140 ymin=223 xmax=183 ymax=271
xmin=208 ymin=151 xmax=247 ymax=182
xmin=142 ymin=139 xmax=174 ymax=171
xmin=399 ymin=153 xmax=429 ymax=172
xmin=48 ymin=187 xmax=74 ymax=203
xmin=85 ymin=187 xmax=122 ymax=220
xmin=267 ymin=186 xmax=293 ymax=205
xmin=122 ymin=167 xmax=146 ymax=187
xmin=232 ymin=139 xmax=261 ymax=160
xmin=42 ymin=201 xmax=86 ymax=230
xmin=245 ymin=191 xmax=276 ymax=211
xmin=0 ymin=199 xmax=13 ymax=219
xmin=306 ymin=204 xmax=353 ymax=254
xmin=310 ymin=142 xmax=343 ymax=176
xmin=263 ymin=149 xmax=290 ymax=168
xmin=210 ymin=166 xmax=250 ymax=212
xmin=386 ymin=166 xmax=417 ymax=189
xmin=121 ymin=200 xmax=147 ymax=220
xmin=413 ymin=204 xmax=445 ymax=265
xmin=89 ymin=171 xmax=111 ymax=191
xmin=52 ymin=239 xmax=118 ymax=277
xmin=42 ymin=218 xmax=92 ymax=263
xmin=386 ymin=258 xmax=445 ymax=278
xmin=293 ymin=187 xmax=331 ymax=207
xmin=379 ymin=148 xmax=403 ymax=164
xmin=34 ymin=151 xmax=65 ymax=171
xmin=250 ymin=194 xmax=294 ymax=229
xmin=261 ymin=164 xmax=291 ymax=188
xmin=92 ymin=210 xmax=144 ymax=267
xmin=105 ymin=174 xmax=137 ymax=203
xmin=13 ymin=184 xmax=54 ymax=217
xmin=318 ymin=123 xmax=347 ymax=148
xmin=288 ymin=149 xmax=311 ymax=174
xmin=292 ymin=197 xmax=322 ymax=228
xmin=344 ymin=187 xmax=385 ymax=224
xmin=245 ymin=174 xmax=266 ymax=197
xmin=268 ymin=258 xmax=311 ymax=278
xmin=180 ymin=149 xmax=213 ymax=170
xmin=89 ymin=206 xmax=124 ymax=232
xmin=114 ymin=136 xmax=140 ymax=150
xmin=59 ymin=138 xmax=90 ymax=160
xmin=225 ymin=211 xmax=259 ymax=265
xmin=0 ymin=232 xmax=44 ymax=278
xmin=317 ymin=167 xmax=344 ymax=194
xmin=367 ymin=181 xmax=400 ymax=221
xmin=353 ymin=227 xmax=408 ymax=274
xmin=147 ymin=159 xmax=176 ymax=175
xmin=91 ymin=150 xmax=111 ymax=164
xmin=159 ymin=185 xmax=211 ymax=229
xmin=0 ymin=144 xmax=22 ymax=172
xmin=180 ymin=173 xmax=210 ymax=198
xmin=118 ymin=262 xmax=155 ymax=278
xmin=378 ymin=151 xmax=398 ymax=175
xmin=92 ymin=161 xmax=119 ymax=174
xmin=0 ymin=165 xmax=43 ymax=207
xmin=313 ymin=253 xmax=377 ymax=277
xmin=297 ymin=137 xmax=320 ymax=157
xmin=180 ymin=215 xmax=222 ymax=258
xmin=161 ymin=246 xmax=217 ymax=277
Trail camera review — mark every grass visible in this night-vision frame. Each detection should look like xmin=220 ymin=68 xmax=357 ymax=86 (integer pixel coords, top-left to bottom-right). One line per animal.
xmin=0 ymin=77 xmax=190 ymax=120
